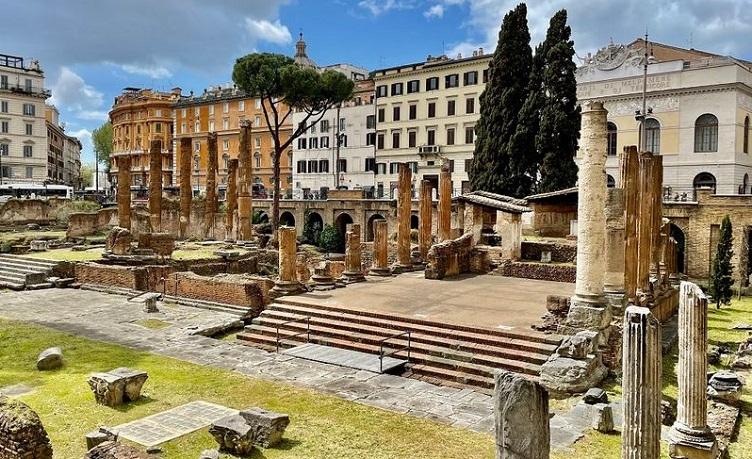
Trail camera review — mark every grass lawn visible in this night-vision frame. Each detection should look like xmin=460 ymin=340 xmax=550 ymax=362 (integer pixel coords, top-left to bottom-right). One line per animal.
xmin=0 ymin=319 xmax=494 ymax=459
xmin=24 ymin=246 xmax=241 ymax=263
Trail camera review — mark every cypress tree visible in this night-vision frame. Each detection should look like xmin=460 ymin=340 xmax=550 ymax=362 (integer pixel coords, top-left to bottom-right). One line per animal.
xmin=710 ymin=215 xmax=734 ymax=308
xmin=536 ymin=10 xmax=581 ymax=193
xmin=470 ymin=3 xmax=532 ymax=196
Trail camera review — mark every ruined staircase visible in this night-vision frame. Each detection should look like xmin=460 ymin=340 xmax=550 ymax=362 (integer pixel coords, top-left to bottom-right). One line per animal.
xmin=0 ymin=254 xmax=58 ymax=290
xmin=237 ymin=297 xmax=563 ymax=391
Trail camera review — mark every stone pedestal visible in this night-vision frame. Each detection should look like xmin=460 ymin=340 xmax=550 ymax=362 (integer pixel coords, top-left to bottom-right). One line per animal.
xmin=418 ymin=180 xmax=432 ymax=261
xmin=395 ymin=163 xmax=412 ymax=270
xmin=342 ymin=224 xmax=365 ymax=283
xmin=669 ymin=282 xmax=718 ymax=459
xmin=116 ymin=155 xmax=132 ymax=230
xmin=205 ymin=132 xmax=218 ymax=239
xmin=622 ymin=305 xmax=662 ymax=459
xmin=226 ymin=159 xmax=239 ymax=240
xmin=494 ymin=370 xmax=550 ymax=459
xmin=499 ymin=213 xmax=522 ymax=260
xmin=148 ymin=139 xmax=162 ymax=232
xmin=311 ymin=261 xmax=336 ymax=290
xmin=178 ymin=138 xmax=192 ymax=238
xmin=237 ymin=122 xmax=253 ymax=241
xmin=369 ymin=219 xmax=391 ymax=276
xmin=87 ymin=368 xmax=148 ymax=407
xmin=438 ymin=163 xmax=452 ymax=242
xmin=272 ymin=226 xmax=304 ymax=295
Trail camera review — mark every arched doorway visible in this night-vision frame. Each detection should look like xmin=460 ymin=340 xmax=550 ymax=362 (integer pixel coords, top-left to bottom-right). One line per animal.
xmin=304 ymin=211 xmax=324 ymax=244
xmin=410 ymin=214 xmax=419 ymax=230
xmin=366 ymin=213 xmax=386 ymax=242
xmin=253 ymin=210 xmax=269 ymax=224
xmin=669 ymin=223 xmax=686 ymax=274
xmin=693 ymin=172 xmax=716 ymax=194
xmin=334 ymin=212 xmax=353 ymax=252
xmin=607 ymin=174 xmax=616 ymax=188
xmin=280 ymin=211 xmax=296 ymax=227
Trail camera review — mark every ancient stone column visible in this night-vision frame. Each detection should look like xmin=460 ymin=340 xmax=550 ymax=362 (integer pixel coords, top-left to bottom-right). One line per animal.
xmin=178 ymin=138 xmax=192 ymax=239
xmin=604 ymin=187 xmax=626 ymax=305
xmin=204 ymin=132 xmax=218 ymax=239
xmin=272 ymin=226 xmax=304 ymax=295
xmin=650 ymin=156 xmax=664 ymax=279
xmin=369 ymin=219 xmax=391 ymax=276
xmin=237 ymin=122 xmax=253 ymax=241
xmin=226 ymin=158 xmax=238 ymax=240
xmin=395 ymin=163 xmax=412 ymax=270
xmin=148 ymin=139 xmax=162 ymax=232
xmin=621 ymin=146 xmax=640 ymax=302
xmin=438 ymin=163 xmax=452 ymax=242
xmin=419 ymin=180 xmax=433 ymax=261
xmin=494 ymin=370 xmax=550 ymax=459
xmin=563 ymin=101 xmax=610 ymax=335
xmin=669 ymin=281 xmax=718 ymax=459
xmin=622 ymin=305 xmax=662 ymax=459
xmin=636 ymin=152 xmax=656 ymax=300
xmin=342 ymin=223 xmax=365 ymax=283
xmin=116 ymin=155 xmax=131 ymax=230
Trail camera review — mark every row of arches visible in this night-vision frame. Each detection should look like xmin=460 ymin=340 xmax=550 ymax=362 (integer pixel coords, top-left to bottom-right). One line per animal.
xmin=606 ymin=172 xmax=722 ymax=193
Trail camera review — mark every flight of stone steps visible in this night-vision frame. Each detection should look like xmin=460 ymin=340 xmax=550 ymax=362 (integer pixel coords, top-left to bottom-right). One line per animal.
xmin=0 ymin=254 xmax=59 ymax=290
xmin=237 ymin=297 xmax=563 ymax=391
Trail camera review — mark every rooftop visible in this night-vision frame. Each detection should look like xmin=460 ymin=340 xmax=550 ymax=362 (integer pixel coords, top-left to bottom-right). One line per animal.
xmin=0 ymin=54 xmax=42 ymax=73
xmin=455 ymin=190 xmax=531 ymax=214
xmin=372 ymin=50 xmax=491 ymax=78
xmin=524 ymin=187 xmax=578 ymax=202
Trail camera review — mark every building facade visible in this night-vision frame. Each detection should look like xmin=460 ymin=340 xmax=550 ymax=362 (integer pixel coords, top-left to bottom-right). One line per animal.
xmin=45 ymin=105 xmax=65 ymax=184
xmin=577 ymin=39 xmax=752 ymax=196
xmin=109 ymin=87 xmax=181 ymax=191
xmin=371 ymin=50 xmax=491 ymax=198
xmin=63 ymin=134 xmax=82 ymax=188
xmin=173 ymin=86 xmax=293 ymax=198
xmin=292 ymin=79 xmax=376 ymax=197
xmin=0 ymin=54 xmax=49 ymax=184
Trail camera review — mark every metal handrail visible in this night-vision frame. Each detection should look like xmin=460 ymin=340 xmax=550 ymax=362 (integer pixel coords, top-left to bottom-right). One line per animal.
xmin=275 ymin=316 xmax=311 ymax=352
xmin=378 ymin=330 xmax=411 ymax=373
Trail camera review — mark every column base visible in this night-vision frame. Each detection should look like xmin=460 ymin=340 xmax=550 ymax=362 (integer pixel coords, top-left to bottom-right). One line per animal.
xmin=669 ymin=423 xmax=718 ymax=459
xmin=559 ymin=297 xmax=611 ymax=337
xmin=368 ymin=267 xmax=392 ymax=277
xmin=391 ymin=263 xmax=415 ymax=274
xmin=341 ymin=272 xmax=366 ymax=284
xmin=310 ymin=275 xmax=336 ymax=291
xmin=271 ymin=280 xmax=305 ymax=296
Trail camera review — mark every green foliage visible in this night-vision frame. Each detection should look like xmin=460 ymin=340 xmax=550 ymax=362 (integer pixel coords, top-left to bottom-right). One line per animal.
xmin=470 ymin=3 xmax=532 ymax=197
xmin=710 ymin=215 xmax=734 ymax=307
xmin=54 ymin=200 xmax=101 ymax=224
xmin=92 ymin=122 xmax=113 ymax=171
xmin=318 ymin=224 xmax=340 ymax=255
xmin=80 ymin=163 xmax=95 ymax=188
xmin=536 ymin=10 xmax=580 ymax=193
xmin=302 ymin=210 xmax=322 ymax=244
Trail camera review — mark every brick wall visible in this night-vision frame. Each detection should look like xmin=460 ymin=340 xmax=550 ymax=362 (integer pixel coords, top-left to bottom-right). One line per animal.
xmin=164 ymin=272 xmax=266 ymax=315
xmin=521 ymin=240 xmax=577 ymax=263
xmin=495 ymin=260 xmax=576 ymax=283
xmin=0 ymin=396 xmax=53 ymax=459
xmin=137 ymin=233 xmax=175 ymax=256
xmin=74 ymin=262 xmax=147 ymax=290
xmin=530 ymin=202 xmax=577 ymax=237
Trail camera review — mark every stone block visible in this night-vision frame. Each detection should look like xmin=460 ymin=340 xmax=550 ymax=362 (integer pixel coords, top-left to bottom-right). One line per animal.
xmin=494 ymin=370 xmax=549 ymax=459
xmin=708 ymin=371 xmax=744 ymax=404
xmin=591 ymin=403 xmax=614 ymax=433
xmin=209 ymin=414 xmax=255 ymax=455
xmin=36 ymin=347 xmax=63 ymax=371
xmin=87 ymin=368 xmax=148 ymax=407
xmin=556 ymin=331 xmax=598 ymax=359
xmin=199 ymin=450 xmax=219 ymax=459
xmin=540 ymin=354 xmax=607 ymax=394
xmin=239 ymin=407 xmax=290 ymax=448
xmin=582 ymin=388 xmax=607 ymax=405
xmin=85 ymin=427 xmax=117 ymax=450
xmin=559 ymin=303 xmax=612 ymax=336
xmin=84 ymin=441 xmax=147 ymax=458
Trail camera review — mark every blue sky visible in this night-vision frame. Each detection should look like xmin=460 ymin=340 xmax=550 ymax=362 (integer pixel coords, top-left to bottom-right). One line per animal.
xmin=3 ymin=0 xmax=752 ymax=164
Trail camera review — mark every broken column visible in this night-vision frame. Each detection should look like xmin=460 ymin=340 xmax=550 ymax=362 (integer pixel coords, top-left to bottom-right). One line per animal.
xmin=369 ymin=219 xmax=391 ymax=276
xmin=205 ymin=132 xmax=218 ymax=239
xmin=494 ymin=370 xmax=550 ymax=459
xmin=395 ymin=163 xmax=412 ymax=271
xmin=226 ymin=158 xmax=239 ymax=240
xmin=562 ymin=101 xmax=611 ymax=336
xmin=272 ymin=226 xmax=304 ymax=295
xmin=668 ymin=282 xmax=718 ymax=459
xmin=178 ymin=137 xmax=192 ymax=239
xmin=238 ymin=121 xmax=253 ymax=241
xmin=622 ymin=305 xmax=662 ymax=459
xmin=636 ymin=152 xmax=656 ymax=300
xmin=148 ymin=139 xmax=162 ymax=232
xmin=116 ymin=155 xmax=131 ymax=230
xmin=438 ymin=162 xmax=452 ymax=241
xmin=418 ymin=180 xmax=432 ymax=261
xmin=604 ymin=187 xmax=626 ymax=308
xmin=342 ymin=223 xmax=365 ymax=283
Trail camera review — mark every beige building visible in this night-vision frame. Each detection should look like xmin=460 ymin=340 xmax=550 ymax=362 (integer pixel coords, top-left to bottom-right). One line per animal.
xmin=45 ymin=105 xmax=65 ymax=184
xmin=577 ymin=39 xmax=752 ymax=197
xmin=372 ymin=50 xmax=491 ymax=198
xmin=63 ymin=134 xmax=82 ymax=188
xmin=0 ymin=53 xmax=49 ymax=184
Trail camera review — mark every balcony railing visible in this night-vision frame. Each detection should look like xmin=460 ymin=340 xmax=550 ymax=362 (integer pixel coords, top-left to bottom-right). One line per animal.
xmin=0 ymin=83 xmax=50 ymax=98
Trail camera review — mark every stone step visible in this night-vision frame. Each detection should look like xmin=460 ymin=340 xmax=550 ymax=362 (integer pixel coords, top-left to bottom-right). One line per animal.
xmin=0 ymin=271 xmax=27 ymax=282
xmin=252 ymin=312 xmax=551 ymax=365
xmin=0 ymin=276 xmax=25 ymax=290
xmin=0 ymin=263 xmax=51 ymax=276
xmin=0 ymin=254 xmax=59 ymax=270
xmin=161 ymin=294 xmax=251 ymax=317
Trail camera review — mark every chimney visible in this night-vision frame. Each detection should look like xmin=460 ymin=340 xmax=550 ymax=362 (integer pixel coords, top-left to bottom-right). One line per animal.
xmin=479 ymin=47 xmax=484 ymax=55
xmin=472 ymin=50 xmax=478 ymax=57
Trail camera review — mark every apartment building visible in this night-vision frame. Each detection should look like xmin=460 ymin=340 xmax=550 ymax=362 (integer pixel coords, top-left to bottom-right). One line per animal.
xmin=109 ymin=87 xmax=181 ymax=191
xmin=0 ymin=54 xmax=49 ymax=184
xmin=63 ymin=134 xmax=82 ymax=188
xmin=45 ymin=105 xmax=65 ymax=184
xmin=173 ymin=85 xmax=293 ymax=198
xmin=371 ymin=50 xmax=491 ymax=197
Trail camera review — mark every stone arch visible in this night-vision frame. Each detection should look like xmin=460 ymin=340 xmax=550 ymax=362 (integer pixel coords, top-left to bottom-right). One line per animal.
xmin=607 ymin=174 xmax=616 ymax=188
xmin=670 ymin=223 xmax=686 ymax=274
xmin=304 ymin=211 xmax=324 ymax=244
xmin=366 ymin=213 xmax=386 ymax=242
xmin=280 ymin=211 xmax=296 ymax=227
xmin=693 ymin=172 xmax=716 ymax=193
xmin=334 ymin=212 xmax=354 ymax=252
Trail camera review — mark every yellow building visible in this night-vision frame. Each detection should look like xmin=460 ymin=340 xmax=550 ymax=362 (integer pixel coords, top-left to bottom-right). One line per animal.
xmin=173 ymin=85 xmax=293 ymax=198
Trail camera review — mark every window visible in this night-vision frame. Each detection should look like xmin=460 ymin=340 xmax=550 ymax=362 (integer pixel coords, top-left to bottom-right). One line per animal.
xmin=297 ymin=160 xmax=306 ymax=173
xmin=446 ymin=74 xmax=460 ymax=89
xmin=0 ymin=121 xmax=7 ymax=133
xmin=693 ymin=172 xmax=716 ymax=192
xmin=644 ymin=118 xmax=660 ymax=154
xmin=465 ymin=126 xmax=474 ymax=144
xmin=254 ymin=136 xmax=261 ymax=148
xmin=365 ymin=158 xmax=376 ymax=172
xmin=483 ymin=69 xmax=489 ymax=83
xmin=310 ymin=137 xmax=319 ymax=149
xmin=181 ymin=122 xmax=186 ymax=134
xmin=194 ymin=121 xmax=200 ymax=132
xmin=23 ymin=104 xmax=35 ymax=116
xmin=407 ymin=80 xmax=420 ymax=94
xmin=25 ymin=123 xmax=32 ymax=135
xmin=24 ymin=79 xmax=32 ymax=92
xmin=339 ymin=118 xmax=346 ymax=131
xmin=319 ymin=159 xmax=329 ymax=172
xmin=321 ymin=119 xmax=330 ymax=132
xmin=377 ymin=133 xmax=385 ymax=149
xmin=255 ymin=98 xmax=262 ymax=109
xmin=427 ymin=129 xmax=436 ymax=146
xmin=0 ymin=144 xmax=7 ymax=155
xmin=391 ymin=83 xmax=403 ymax=96
xmin=297 ymin=138 xmax=307 ymax=149
xmin=0 ymin=101 xmax=7 ymax=113
xmin=393 ymin=106 xmax=400 ymax=121
xmin=695 ymin=114 xmax=719 ymax=152
xmin=366 ymin=133 xmax=376 ymax=146
xmin=194 ymin=107 xmax=200 ymax=115
xmin=0 ymin=75 xmax=6 ymax=89
xmin=376 ymin=85 xmax=388 ymax=98
xmin=25 ymin=166 xmax=33 ymax=179
xmin=338 ymin=159 xmax=347 ymax=173
xmin=339 ymin=135 xmax=348 ymax=147
xmin=408 ymin=130 xmax=417 ymax=148
xmin=465 ymin=159 xmax=473 ymax=175
xmin=223 ymin=102 xmax=229 ymax=113
xmin=0 ymin=166 xmax=10 ymax=178
xmin=239 ymin=100 xmax=245 ymax=111
xmin=428 ymin=102 xmax=436 ymax=118
xmin=222 ymin=154 xmax=229 ymax=169
xmin=23 ymin=145 xmax=32 ymax=157
xmin=376 ymin=163 xmax=386 ymax=175
xmin=607 ymin=122 xmax=618 ymax=156
xmin=466 ymin=97 xmax=475 ymax=114
xmin=392 ymin=131 xmax=400 ymax=149
xmin=254 ymin=153 xmax=261 ymax=168
xmin=310 ymin=123 xmax=317 ymax=134
xmin=378 ymin=108 xmax=385 ymax=123
xmin=208 ymin=105 xmax=214 ymax=115
xmin=366 ymin=115 xmax=375 ymax=129
xmin=308 ymin=160 xmax=319 ymax=173
xmin=390 ymin=162 xmax=400 ymax=174
xmin=222 ymin=119 xmax=229 ymax=130
xmin=447 ymin=128 xmax=455 ymax=145
xmin=607 ymin=174 xmax=616 ymax=188
xmin=321 ymin=136 xmax=330 ymax=148
xmin=447 ymin=100 xmax=456 ymax=116
xmin=209 ymin=120 xmax=215 ymax=131
xmin=464 ymin=71 xmax=478 ymax=85
xmin=426 ymin=77 xmax=439 ymax=91
xmin=744 ymin=116 xmax=750 ymax=154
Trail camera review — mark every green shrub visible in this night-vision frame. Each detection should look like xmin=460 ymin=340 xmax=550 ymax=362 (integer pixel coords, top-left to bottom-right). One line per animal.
xmin=318 ymin=224 xmax=340 ymax=255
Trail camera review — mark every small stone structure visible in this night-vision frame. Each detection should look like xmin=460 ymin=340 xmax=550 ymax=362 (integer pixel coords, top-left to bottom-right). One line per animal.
xmin=209 ymin=407 xmax=289 ymax=453
xmin=116 ymin=155 xmax=132 ymax=230
xmin=311 ymin=261 xmax=336 ymax=290
xmin=0 ymin=395 xmax=53 ymax=459
xmin=148 ymin=139 xmax=162 ymax=232
xmin=341 ymin=224 xmax=365 ymax=283
xmin=418 ymin=180 xmax=433 ymax=260
xmin=540 ymin=330 xmax=606 ymax=394
xmin=36 ymin=347 xmax=63 ymax=371
xmin=136 ymin=232 xmax=175 ymax=257
xmin=369 ymin=219 xmax=391 ymax=276
xmin=438 ymin=163 xmax=452 ymax=241
xmin=88 ymin=368 xmax=148 ymax=407
xmin=178 ymin=137 xmax=192 ymax=238
xmin=271 ymin=226 xmax=304 ymax=295
xmin=29 ymin=240 xmax=49 ymax=252
xmin=425 ymin=233 xmax=481 ymax=279
xmin=238 ymin=408 xmax=290 ymax=448
xmin=106 ymin=227 xmax=133 ymax=256
xmin=85 ymin=427 xmax=118 ymax=450
xmin=493 ymin=370 xmax=549 ymax=459
xmin=395 ymin=163 xmax=412 ymax=270
xmin=84 ymin=441 xmax=147 ymax=459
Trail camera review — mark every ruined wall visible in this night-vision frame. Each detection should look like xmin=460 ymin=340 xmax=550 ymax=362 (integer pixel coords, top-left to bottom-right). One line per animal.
xmin=164 ymin=272 xmax=266 ymax=314
xmin=67 ymin=207 xmax=118 ymax=237
xmin=0 ymin=198 xmax=99 ymax=227
xmin=530 ymin=202 xmax=577 ymax=237
xmin=425 ymin=233 xmax=489 ymax=280
xmin=495 ymin=261 xmax=576 ymax=283
xmin=0 ymin=396 xmax=53 ymax=459
xmin=74 ymin=263 xmax=151 ymax=290
xmin=521 ymin=240 xmax=577 ymax=263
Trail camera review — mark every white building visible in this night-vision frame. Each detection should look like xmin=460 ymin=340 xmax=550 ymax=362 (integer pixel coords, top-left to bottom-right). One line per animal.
xmin=0 ymin=54 xmax=49 ymax=184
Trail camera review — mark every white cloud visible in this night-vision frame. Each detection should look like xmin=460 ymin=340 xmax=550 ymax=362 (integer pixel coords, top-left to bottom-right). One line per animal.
xmin=358 ymin=0 xmax=416 ymax=16
xmin=424 ymin=4 xmax=444 ymax=18
xmin=49 ymin=67 xmax=105 ymax=115
xmin=68 ymin=128 xmax=94 ymax=161
xmin=118 ymin=63 xmax=173 ymax=79
xmin=76 ymin=111 xmax=109 ymax=121
xmin=245 ymin=18 xmax=292 ymax=45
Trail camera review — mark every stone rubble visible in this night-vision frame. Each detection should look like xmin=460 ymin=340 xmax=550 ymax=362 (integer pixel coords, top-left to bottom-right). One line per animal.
xmin=36 ymin=346 xmax=63 ymax=371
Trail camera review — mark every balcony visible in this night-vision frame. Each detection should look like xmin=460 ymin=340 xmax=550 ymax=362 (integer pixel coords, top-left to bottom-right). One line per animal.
xmin=0 ymin=83 xmax=51 ymax=98
xmin=418 ymin=145 xmax=442 ymax=156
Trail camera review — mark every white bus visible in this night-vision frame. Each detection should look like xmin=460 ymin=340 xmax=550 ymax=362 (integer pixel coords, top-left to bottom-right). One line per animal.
xmin=0 ymin=183 xmax=73 ymax=202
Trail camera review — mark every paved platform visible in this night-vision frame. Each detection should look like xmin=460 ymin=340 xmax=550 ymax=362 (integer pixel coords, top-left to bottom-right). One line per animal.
xmin=292 ymin=272 xmax=574 ymax=330
xmin=284 ymin=343 xmax=407 ymax=373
